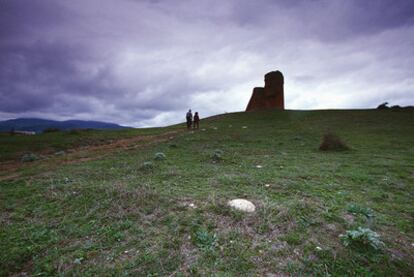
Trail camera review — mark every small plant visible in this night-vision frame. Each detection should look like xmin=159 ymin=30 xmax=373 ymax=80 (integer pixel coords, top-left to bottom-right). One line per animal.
xmin=154 ymin=152 xmax=166 ymax=161
xmin=319 ymin=132 xmax=349 ymax=151
xmin=140 ymin=161 xmax=154 ymax=171
xmin=211 ymin=149 xmax=224 ymax=161
xmin=21 ymin=153 xmax=39 ymax=162
xmin=347 ymin=203 xmax=374 ymax=218
xmin=193 ymin=228 xmax=218 ymax=252
xmin=340 ymin=227 xmax=385 ymax=250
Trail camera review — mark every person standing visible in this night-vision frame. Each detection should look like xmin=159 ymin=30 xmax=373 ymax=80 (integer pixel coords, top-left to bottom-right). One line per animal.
xmin=193 ymin=112 xmax=200 ymax=129
xmin=186 ymin=109 xmax=193 ymax=129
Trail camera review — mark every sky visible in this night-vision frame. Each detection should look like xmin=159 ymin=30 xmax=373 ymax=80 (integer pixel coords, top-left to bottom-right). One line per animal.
xmin=1 ymin=0 xmax=413 ymax=127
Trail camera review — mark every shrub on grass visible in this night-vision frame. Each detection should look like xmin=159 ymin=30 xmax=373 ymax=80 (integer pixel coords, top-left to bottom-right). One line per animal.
xmin=340 ymin=227 xmax=384 ymax=250
xmin=211 ymin=149 xmax=224 ymax=161
xmin=377 ymin=102 xmax=389 ymax=109
xmin=319 ymin=132 xmax=349 ymax=151
xmin=154 ymin=152 xmax=166 ymax=160
xmin=21 ymin=153 xmax=39 ymax=162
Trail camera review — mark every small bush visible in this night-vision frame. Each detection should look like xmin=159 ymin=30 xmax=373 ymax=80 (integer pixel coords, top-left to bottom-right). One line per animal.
xmin=154 ymin=152 xmax=166 ymax=161
xmin=211 ymin=149 xmax=224 ymax=161
xmin=340 ymin=227 xmax=384 ymax=250
xmin=21 ymin=153 xmax=39 ymax=162
xmin=377 ymin=102 xmax=389 ymax=109
xmin=319 ymin=132 xmax=349 ymax=151
xmin=347 ymin=203 xmax=374 ymax=218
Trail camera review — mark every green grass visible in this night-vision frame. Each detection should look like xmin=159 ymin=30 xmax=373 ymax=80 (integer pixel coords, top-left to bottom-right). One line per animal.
xmin=0 ymin=126 xmax=178 ymax=162
xmin=1 ymin=109 xmax=413 ymax=276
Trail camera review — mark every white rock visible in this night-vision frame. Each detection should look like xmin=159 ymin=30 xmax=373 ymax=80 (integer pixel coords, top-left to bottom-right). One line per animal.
xmin=228 ymin=199 xmax=256 ymax=212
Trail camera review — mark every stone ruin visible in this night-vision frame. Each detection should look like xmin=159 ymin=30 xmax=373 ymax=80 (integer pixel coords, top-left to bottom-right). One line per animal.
xmin=246 ymin=70 xmax=285 ymax=111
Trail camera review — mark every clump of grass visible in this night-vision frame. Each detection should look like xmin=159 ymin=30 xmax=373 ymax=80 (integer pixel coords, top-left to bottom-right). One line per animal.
xmin=319 ymin=132 xmax=349 ymax=151
xmin=256 ymin=200 xmax=280 ymax=234
xmin=281 ymin=232 xmax=303 ymax=246
xmin=347 ymin=203 xmax=374 ymax=218
xmin=340 ymin=227 xmax=384 ymax=250
xmin=193 ymin=228 xmax=218 ymax=252
xmin=21 ymin=152 xmax=39 ymax=162
xmin=154 ymin=152 xmax=166 ymax=161
xmin=211 ymin=149 xmax=224 ymax=162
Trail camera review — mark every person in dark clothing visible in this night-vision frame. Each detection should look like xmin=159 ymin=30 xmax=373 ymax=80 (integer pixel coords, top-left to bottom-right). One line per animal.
xmin=186 ymin=109 xmax=193 ymax=129
xmin=193 ymin=112 xmax=200 ymax=129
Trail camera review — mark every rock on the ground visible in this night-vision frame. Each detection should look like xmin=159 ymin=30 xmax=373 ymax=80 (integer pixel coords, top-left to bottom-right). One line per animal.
xmin=228 ymin=199 xmax=256 ymax=212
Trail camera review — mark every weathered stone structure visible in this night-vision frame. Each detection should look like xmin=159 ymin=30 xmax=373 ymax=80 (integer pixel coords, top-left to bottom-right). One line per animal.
xmin=246 ymin=70 xmax=284 ymax=111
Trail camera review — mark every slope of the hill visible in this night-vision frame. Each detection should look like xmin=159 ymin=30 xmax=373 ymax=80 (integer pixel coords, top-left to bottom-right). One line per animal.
xmin=0 ymin=109 xmax=413 ymax=276
xmin=0 ymin=125 xmax=178 ymax=162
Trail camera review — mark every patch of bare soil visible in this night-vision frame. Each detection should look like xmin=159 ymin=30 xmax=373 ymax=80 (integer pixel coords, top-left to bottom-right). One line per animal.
xmin=0 ymin=161 xmax=22 ymax=180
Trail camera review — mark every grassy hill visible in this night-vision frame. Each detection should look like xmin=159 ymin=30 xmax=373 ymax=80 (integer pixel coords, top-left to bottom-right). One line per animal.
xmin=0 ymin=109 xmax=413 ymax=276
xmin=0 ymin=118 xmax=127 ymax=133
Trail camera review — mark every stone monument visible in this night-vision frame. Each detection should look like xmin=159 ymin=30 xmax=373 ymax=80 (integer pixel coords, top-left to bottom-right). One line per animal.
xmin=246 ymin=70 xmax=284 ymax=111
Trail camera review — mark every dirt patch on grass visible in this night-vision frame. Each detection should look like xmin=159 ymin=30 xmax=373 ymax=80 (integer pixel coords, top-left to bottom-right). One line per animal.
xmin=179 ymin=236 xmax=199 ymax=271
xmin=0 ymin=161 xmax=23 ymax=181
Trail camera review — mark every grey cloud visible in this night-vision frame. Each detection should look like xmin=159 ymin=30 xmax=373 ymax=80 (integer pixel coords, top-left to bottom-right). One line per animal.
xmin=0 ymin=0 xmax=413 ymax=127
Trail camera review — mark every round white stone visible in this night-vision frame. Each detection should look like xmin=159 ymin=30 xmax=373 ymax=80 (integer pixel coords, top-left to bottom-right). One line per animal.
xmin=227 ymin=199 xmax=256 ymax=212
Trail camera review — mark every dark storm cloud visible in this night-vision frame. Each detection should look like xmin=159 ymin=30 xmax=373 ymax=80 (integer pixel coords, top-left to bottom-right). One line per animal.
xmin=0 ymin=41 xmax=111 ymax=112
xmin=1 ymin=0 xmax=413 ymax=126
xmin=0 ymin=0 xmax=69 ymax=39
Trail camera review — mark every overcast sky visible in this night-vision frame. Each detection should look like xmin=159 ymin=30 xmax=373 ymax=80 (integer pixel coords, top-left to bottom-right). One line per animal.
xmin=1 ymin=0 xmax=413 ymax=127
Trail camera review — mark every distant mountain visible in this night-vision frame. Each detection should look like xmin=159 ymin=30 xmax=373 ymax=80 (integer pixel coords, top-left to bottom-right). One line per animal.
xmin=0 ymin=118 xmax=128 ymax=133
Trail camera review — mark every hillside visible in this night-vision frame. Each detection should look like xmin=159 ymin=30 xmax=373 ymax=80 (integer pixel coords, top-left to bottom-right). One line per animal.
xmin=0 ymin=118 xmax=127 ymax=133
xmin=0 ymin=109 xmax=413 ymax=276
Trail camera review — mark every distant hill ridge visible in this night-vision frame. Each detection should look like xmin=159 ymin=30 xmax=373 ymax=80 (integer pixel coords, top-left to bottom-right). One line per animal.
xmin=0 ymin=118 xmax=128 ymax=133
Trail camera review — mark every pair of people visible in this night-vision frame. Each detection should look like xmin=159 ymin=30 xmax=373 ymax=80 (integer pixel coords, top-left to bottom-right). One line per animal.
xmin=186 ymin=109 xmax=200 ymax=129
